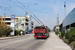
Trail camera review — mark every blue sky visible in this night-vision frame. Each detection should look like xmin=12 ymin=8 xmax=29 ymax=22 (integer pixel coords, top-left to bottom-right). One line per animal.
xmin=0 ymin=0 xmax=75 ymax=29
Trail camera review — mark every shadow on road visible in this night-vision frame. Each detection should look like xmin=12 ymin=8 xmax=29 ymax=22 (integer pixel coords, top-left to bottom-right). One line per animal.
xmin=35 ymin=38 xmax=48 ymax=40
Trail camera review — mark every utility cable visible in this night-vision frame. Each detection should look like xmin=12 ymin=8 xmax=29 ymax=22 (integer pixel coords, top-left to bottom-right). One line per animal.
xmin=34 ymin=0 xmax=49 ymax=14
xmin=30 ymin=15 xmax=40 ymax=24
xmin=16 ymin=0 xmax=44 ymax=25
xmin=9 ymin=0 xmax=25 ymax=11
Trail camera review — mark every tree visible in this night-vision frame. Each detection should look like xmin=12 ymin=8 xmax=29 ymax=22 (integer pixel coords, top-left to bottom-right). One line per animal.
xmin=53 ymin=26 xmax=56 ymax=32
xmin=4 ymin=27 xmax=13 ymax=36
xmin=0 ymin=27 xmax=13 ymax=37
xmin=0 ymin=16 xmax=7 ymax=28
xmin=0 ymin=28 xmax=5 ymax=37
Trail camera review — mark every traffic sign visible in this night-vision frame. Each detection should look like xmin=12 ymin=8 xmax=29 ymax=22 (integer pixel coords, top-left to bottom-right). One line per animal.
xmin=11 ymin=15 xmax=15 ymax=19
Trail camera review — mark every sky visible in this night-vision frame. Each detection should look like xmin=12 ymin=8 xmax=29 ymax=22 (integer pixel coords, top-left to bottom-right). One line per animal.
xmin=0 ymin=0 xmax=75 ymax=29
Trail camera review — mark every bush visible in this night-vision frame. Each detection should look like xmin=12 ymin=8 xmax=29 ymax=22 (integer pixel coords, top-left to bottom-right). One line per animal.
xmin=55 ymin=31 xmax=59 ymax=35
xmin=64 ymin=39 xmax=69 ymax=44
xmin=19 ymin=30 xmax=25 ymax=35
xmin=4 ymin=27 xmax=13 ymax=36
xmin=61 ymin=29 xmax=65 ymax=38
xmin=66 ymin=28 xmax=75 ymax=43
xmin=59 ymin=35 xmax=62 ymax=39
xmin=0 ymin=28 xmax=5 ymax=37
xmin=15 ymin=30 xmax=19 ymax=36
xmin=0 ymin=27 xmax=13 ymax=37
xmin=70 ymin=41 xmax=75 ymax=48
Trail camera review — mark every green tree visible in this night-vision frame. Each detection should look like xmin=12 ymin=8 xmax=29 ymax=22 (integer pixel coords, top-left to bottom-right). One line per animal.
xmin=4 ymin=27 xmax=13 ymax=36
xmin=0 ymin=28 xmax=5 ymax=37
xmin=15 ymin=30 xmax=19 ymax=36
xmin=53 ymin=26 xmax=56 ymax=32
xmin=19 ymin=30 xmax=25 ymax=35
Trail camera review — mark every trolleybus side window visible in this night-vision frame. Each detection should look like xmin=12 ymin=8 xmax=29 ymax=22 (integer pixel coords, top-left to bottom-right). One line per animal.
xmin=35 ymin=27 xmax=45 ymax=29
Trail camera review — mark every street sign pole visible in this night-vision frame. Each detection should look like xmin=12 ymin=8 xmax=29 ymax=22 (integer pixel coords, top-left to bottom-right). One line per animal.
xmin=11 ymin=15 xmax=15 ymax=35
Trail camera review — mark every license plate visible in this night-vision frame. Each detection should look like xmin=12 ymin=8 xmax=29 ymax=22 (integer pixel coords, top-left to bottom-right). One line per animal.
xmin=39 ymin=36 xmax=41 ymax=37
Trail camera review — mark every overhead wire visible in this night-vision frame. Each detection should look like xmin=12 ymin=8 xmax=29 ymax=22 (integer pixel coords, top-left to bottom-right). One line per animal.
xmin=35 ymin=0 xmax=49 ymax=14
xmin=0 ymin=8 xmax=10 ymax=16
xmin=16 ymin=0 xmax=44 ymax=25
xmin=4 ymin=7 xmax=14 ymax=14
xmin=30 ymin=15 xmax=40 ymax=24
xmin=8 ymin=0 xmax=41 ymax=24
xmin=9 ymin=0 xmax=25 ymax=11
xmin=0 ymin=6 xmax=17 ymax=15
xmin=3 ymin=6 xmax=17 ymax=15
xmin=0 ymin=6 xmax=14 ymax=16
xmin=0 ymin=7 xmax=11 ymax=14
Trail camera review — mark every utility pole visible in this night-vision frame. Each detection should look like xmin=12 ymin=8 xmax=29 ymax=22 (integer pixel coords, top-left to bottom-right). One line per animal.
xmin=4 ymin=13 xmax=5 ymax=25
xmin=57 ymin=15 xmax=59 ymax=32
xmin=58 ymin=15 xmax=59 ymax=32
xmin=64 ymin=0 xmax=66 ymax=36
xmin=58 ymin=15 xmax=59 ymax=27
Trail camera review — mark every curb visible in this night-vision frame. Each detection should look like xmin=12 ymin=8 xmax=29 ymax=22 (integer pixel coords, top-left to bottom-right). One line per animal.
xmin=0 ymin=35 xmax=30 ymax=40
xmin=58 ymin=35 xmax=75 ymax=50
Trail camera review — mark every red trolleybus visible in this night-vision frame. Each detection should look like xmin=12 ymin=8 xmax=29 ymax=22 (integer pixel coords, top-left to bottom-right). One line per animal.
xmin=34 ymin=26 xmax=50 ymax=38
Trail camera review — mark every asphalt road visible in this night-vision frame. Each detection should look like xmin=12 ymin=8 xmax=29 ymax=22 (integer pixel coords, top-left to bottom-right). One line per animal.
xmin=0 ymin=34 xmax=46 ymax=50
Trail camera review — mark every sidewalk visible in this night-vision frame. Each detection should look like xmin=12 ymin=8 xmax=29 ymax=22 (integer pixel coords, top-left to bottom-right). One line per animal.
xmin=38 ymin=32 xmax=72 ymax=50
xmin=0 ymin=34 xmax=30 ymax=40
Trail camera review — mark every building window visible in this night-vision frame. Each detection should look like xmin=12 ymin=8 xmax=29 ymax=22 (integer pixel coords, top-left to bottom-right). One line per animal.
xmin=3 ymin=18 xmax=11 ymax=20
xmin=31 ymin=23 xmax=33 ymax=25
xmin=21 ymin=24 xmax=24 ymax=26
xmin=26 ymin=19 xmax=29 ymax=22
xmin=26 ymin=23 xmax=28 ymax=26
xmin=6 ymin=22 xmax=11 ymax=25
xmin=32 ymin=26 xmax=33 ymax=28
xmin=26 ymin=27 xmax=29 ymax=31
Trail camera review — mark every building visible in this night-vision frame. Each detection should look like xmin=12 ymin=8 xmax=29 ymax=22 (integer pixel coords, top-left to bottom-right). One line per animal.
xmin=31 ymin=21 xmax=34 ymax=30
xmin=60 ymin=8 xmax=75 ymax=31
xmin=2 ymin=16 xmax=34 ymax=31
xmin=0 ymin=16 xmax=7 ymax=28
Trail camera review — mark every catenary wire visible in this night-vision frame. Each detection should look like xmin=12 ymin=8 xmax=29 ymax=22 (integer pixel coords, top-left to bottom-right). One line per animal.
xmin=16 ymin=0 xmax=44 ymax=25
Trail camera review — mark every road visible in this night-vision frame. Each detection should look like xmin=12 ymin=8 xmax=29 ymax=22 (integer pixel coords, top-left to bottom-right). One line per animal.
xmin=0 ymin=32 xmax=72 ymax=50
xmin=0 ymin=34 xmax=46 ymax=50
xmin=38 ymin=32 xmax=72 ymax=50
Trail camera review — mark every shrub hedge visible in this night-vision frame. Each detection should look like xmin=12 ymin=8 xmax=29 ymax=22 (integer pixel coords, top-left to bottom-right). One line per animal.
xmin=70 ymin=41 xmax=75 ymax=48
xmin=15 ymin=30 xmax=25 ymax=36
xmin=60 ymin=28 xmax=75 ymax=48
xmin=61 ymin=29 xmax=65 ymax=38
xmin=66 ymin=28 xmax=75 ymax=43
xmin=55 ymin=31 xmax=59 ymax=35
xmin=0 ymin=27 xmax=13 ymax=37
xmin=64 ymin=39 xmax=69 ymax=44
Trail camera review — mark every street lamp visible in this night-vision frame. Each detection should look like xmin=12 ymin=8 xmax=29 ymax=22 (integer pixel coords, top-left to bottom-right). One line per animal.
xmin=64 ymin=0 xmax=66 ymax=36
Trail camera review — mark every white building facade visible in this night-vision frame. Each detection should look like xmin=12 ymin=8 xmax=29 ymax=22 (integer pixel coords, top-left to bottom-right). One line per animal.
xmin=3 ymin=16 xmax=34 ymax=31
